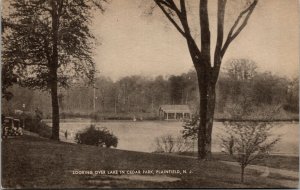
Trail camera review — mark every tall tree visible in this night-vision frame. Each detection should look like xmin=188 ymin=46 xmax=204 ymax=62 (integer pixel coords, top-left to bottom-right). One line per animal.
xmin=225 ymin=59 xmax=257 ymax=81
xmin=2 ymin=0 xmax=107 ymax=140
xmin=154 ymin=0 xmax=258 ymax=159
xmin=2 ymin=18 xmax=18 ymax=101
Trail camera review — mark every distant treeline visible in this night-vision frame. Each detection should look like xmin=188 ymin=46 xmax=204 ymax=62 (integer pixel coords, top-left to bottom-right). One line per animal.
xmin=2 ymin=60 xmax=299 ymax=120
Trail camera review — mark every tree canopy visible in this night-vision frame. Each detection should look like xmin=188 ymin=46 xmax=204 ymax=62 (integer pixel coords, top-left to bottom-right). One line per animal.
xmin=2 ymin=0 xmax=107 ymax=91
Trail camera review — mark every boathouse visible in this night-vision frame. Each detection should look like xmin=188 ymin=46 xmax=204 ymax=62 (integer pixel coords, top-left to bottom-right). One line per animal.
xmin=158 ymin=105 xmax=191 ymax=120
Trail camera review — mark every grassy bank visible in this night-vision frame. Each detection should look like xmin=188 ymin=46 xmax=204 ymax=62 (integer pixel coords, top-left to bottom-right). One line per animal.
xmin=59 ymin=112 xmax=158 ymax=121
xmin=24 ymin=120 xmax=52 ymax=139
xmin=178 ymin=152 xmax=299 ymax=171
xmin=213 ymin=153 xmax=299 ymax=172
xmin=2 ymin=135 xmax=297 ymax=188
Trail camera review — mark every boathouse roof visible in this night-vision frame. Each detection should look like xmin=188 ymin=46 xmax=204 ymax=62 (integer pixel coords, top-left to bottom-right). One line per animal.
xmin=159 ymin=105 xmax=191 ymax=113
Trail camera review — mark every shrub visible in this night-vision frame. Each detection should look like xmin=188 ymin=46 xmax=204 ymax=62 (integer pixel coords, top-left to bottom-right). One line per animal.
xmin=15 ymin=113 xmax=52 ymax=138
xmin=75 ymin=125 xmax=118 ymax=148
xmin=36 ymin=122 xmax=52 ymax=138
xmin=154 ymin=134 xmax=193 ymax=153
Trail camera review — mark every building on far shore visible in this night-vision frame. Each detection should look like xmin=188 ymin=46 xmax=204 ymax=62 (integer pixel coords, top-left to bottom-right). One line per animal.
xmin=158 ymin=105 xmax=191 ymax=120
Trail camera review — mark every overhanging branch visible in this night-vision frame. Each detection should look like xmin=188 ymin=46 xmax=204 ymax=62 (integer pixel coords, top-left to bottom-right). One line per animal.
xmin=158 ymin=0 xmax=172 ymax=8
xmin=214 ymin=0 xmax=226 ymax=59
xmin=212 ymin=0 xmax=227 ymax=82
xmin=178 ymin=0 xmax=201 ymax=62
xmin=155 ymin=0 xmax=186 ymax=37
xmin=155 ymin=0 xmax=201 ymax=66
xmin=221 ymin=0 xmax=258 ymax=57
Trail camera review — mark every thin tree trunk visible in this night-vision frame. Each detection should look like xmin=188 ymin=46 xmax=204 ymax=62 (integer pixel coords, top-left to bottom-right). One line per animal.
xmin=151 ymin=96 xmax=154 ymax=111
xmin=185 ymin=91 xmax=188 ymax=104
xmin=114 ymin=96 xmax=117 ymax=114
xmin=241 ymin=166 xmax=245 ymax=183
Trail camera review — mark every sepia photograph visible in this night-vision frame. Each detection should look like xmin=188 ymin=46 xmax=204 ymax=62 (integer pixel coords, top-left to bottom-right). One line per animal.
xmin=1 ymin=0 xmax=299 ymax=188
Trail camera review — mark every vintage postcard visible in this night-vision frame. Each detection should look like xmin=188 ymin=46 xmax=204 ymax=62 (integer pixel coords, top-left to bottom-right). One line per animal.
xmin=1 ymin=0 xmax=299 ymax=189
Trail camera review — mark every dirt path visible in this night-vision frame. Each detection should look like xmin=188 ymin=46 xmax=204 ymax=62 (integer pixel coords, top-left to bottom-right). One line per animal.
xmin=159 ymin=153 xmax=299 ymax=178
xmin=221 ymin=161 xmax=299 ymax=188
xmin=23 ymin=130 xmax=40 ymax=137
xmin=158 ymin=153 xmax=299 ymax=188
xmin=220 ymin=161 xmax=298 ymax=179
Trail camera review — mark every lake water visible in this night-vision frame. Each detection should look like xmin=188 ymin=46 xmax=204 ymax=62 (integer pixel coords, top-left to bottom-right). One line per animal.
xmin=46 ymin=119 xmax=299 ymax=155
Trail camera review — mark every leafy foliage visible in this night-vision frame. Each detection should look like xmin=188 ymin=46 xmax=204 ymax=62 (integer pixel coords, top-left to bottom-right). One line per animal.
xmin=75 ymin=125 xmax=118 ymax=148
xmin=2 ymin=0 xmax=107 ymax=90
xmin=182 ymin=115 xmax=199 ymax=140
xmin=221 ymin=122 xmax=280 ymax=161
xmin=1 ymin=61 xmax=18 ymax=100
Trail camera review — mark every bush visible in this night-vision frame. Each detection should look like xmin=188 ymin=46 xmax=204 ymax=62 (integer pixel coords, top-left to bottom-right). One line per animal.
xmin=154 ymin=134 xmax=193 ymax=153
xmin=17 ymin=114 xmax=52 ymax=138
xmin=75 ymin=125 xmax=118 ymax=148
xmin=36 ymin=122 xmax=52 ymax=138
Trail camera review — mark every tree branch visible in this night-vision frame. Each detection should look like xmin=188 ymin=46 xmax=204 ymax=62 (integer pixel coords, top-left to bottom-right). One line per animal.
xmin=155 ymin=0 xmax=201 ymax=66
xmin=212 ymin=0 xmax=227 ymax=82
xmin=221 ymin=0 xmax=258 ymax=57
xmin=178 ymin=0 xmax=191 ymax=35
xmin=179 ymin=0 xmax=201 ymax=63
xmin=168 ymin=0 xmax=181 ymax=15
xmin=42 ymin=35 xmax=52 ymax=66
xmin=58 ymin=0 xmax=64 ymax=17
xmin=199 ymin=0 xmax=211 ymax=57
xmin=158 ymin=0 xmax=172 ymax=8
xmin=155 ymin=0 xmax=186 ymax=37
xmin=24 ymin=62 xmax=48 ymax=67
xmin=215 ymin=0 xmax=226 ymax=54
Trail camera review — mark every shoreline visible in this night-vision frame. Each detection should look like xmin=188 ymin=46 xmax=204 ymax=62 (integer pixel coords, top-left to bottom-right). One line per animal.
xmin=42 ymin=118 xmax=299 ymax=123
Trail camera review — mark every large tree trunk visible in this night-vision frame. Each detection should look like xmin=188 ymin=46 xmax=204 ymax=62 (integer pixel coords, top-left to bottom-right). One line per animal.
xmin=50 ymin=0 xmax=60 ymax=140
xmin=205 ymin=84 xmax=216 ymax=159
xmin=198 ymin=83 xmax=207 ymax=159
xmin=196 ymin=68 xmax=216 ymax=159
xmin=50 ymin=67 xmax=60 ymax=140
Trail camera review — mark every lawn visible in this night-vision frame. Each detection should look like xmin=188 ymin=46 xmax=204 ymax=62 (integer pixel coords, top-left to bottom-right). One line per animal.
xmin=2 ymin=135 xmax=298 ymax=188
xmin=178 ymin=152 xmax=299 ymax=171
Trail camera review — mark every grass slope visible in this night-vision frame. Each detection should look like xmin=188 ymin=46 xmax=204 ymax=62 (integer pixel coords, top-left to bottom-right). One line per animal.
xmin=2 ymin=135 xmax=296 ymax=188
xmin=179 ymin=152 xmax=299 ymax=171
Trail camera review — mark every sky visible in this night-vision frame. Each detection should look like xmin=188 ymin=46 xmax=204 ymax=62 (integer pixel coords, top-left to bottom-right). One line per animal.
xmin=3 ymin=0 xmax=298 ymax=81
xmin=90 ymin=0 xmax=299 ymax=81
